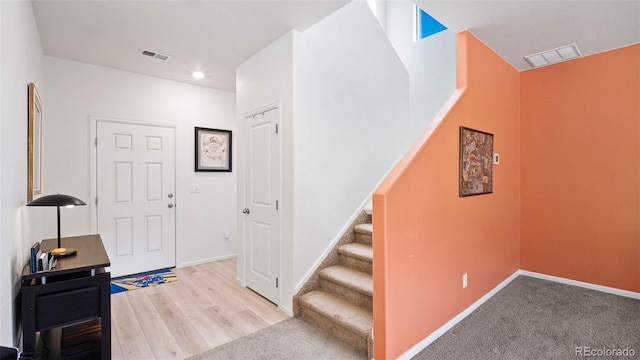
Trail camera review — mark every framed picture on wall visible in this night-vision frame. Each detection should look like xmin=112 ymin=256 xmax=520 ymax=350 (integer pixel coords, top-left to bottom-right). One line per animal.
xmin=459 ymin=126 xmax=493 ymax=197
xmin=195 ymin=127 xmax=232 ymax=172
xmin=28 ymin=83 xmax=43 ymax=202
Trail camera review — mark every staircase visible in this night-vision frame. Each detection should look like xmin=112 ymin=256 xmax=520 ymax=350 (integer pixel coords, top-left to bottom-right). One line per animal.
xmin=294 ymin=216 xmax=374 ymax=359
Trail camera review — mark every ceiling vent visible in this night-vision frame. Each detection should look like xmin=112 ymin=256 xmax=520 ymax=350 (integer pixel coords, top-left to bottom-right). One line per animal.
xmin=139 ymin=48 xmax=171 ymax=62
xmin=524 ymin=44 xmax=580 ymax=68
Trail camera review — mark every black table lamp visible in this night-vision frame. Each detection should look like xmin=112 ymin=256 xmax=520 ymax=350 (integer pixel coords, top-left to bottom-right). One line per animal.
xmin=27 ymin=194 xmax=86 ymax=257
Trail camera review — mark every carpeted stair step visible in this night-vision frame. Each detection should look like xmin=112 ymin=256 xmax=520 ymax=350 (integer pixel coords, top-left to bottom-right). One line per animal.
xmin=354 ymin=223 xmax=372 ymax=245
xmin=298 ymin=290 xmax=372 ymax=355
xmin=338 ymin=242 xmax=373 ymax=274
xmin=320 ymin=265 xmax=372 ymax=310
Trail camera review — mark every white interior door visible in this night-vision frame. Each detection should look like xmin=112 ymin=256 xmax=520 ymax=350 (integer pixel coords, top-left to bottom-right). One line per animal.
xmin=96 ymin=120 xmax=176 ymax=277
xmin=244 ymin=107 xmax=281 ymax=304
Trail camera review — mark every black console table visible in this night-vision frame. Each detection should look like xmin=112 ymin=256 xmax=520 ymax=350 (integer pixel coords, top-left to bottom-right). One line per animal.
xmin=21 ymin=234 xmax=111 ymax=359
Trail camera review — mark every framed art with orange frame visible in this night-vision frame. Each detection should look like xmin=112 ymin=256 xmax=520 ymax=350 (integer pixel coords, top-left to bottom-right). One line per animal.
xmin=459 ymin=126 xmax=493 ymax=197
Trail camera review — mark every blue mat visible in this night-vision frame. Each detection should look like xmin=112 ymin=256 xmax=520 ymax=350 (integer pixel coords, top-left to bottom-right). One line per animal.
xmin=110 ymin=268 xmax=178 ymax=294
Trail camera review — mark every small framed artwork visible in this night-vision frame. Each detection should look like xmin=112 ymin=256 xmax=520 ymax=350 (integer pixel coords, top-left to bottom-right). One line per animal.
xmin=459 ymin=126 xmax=493 ymax=197
xmin=28 ymin=83 xmax=43 ymax=202
xmin=195 ymin=127 xmax=232 ymax=172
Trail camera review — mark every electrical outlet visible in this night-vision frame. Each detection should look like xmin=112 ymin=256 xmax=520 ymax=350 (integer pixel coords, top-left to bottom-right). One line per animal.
xmin=463 ymin=273 xmax=468 ymax=288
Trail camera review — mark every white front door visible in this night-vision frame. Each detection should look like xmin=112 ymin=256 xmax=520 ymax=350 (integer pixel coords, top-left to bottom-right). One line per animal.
xmin=96 ymin=120 xmax=176 ymax=277
xmin=244 ymin=107 xmax=281 ymax=304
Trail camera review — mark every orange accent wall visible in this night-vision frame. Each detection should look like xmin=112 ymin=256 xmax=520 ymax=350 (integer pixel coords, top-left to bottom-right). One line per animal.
xmin=373 ymin=31 xmax=521 ymax=359
xmin=520 ymin=44 xmax=640 ymax=292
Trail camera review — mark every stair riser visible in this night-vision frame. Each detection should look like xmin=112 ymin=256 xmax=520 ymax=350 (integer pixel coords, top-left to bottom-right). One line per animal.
xmin=299 ymin=306 xmax=368 ymax=353
xmin=355 ymin=232 xmax=372 ymax=245
xmin=321 ymin=278 xmax=372 ymax=311
xmin=339 ymin=254 xmax=372 ymax=275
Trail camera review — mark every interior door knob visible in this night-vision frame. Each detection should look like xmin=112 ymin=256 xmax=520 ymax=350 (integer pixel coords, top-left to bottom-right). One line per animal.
xmin=168 ymin=203 xmax=174 ymax=208
xmin=242 ymin=208 xmax=250 ymax=214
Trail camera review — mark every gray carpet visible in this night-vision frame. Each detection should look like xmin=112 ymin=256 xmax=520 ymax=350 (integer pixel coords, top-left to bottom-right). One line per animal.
xmin=412 ymin=276 xmax=640 ymax=359
xmin=188 ymin=276 xmax=639 ymax=360
xmin=187 ymin=317 xmax=366 ymax=360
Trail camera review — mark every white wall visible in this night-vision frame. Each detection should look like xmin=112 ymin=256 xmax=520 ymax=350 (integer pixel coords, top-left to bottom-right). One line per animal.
xmin=0 ymin=0 xmax=45 ymax=345
xmin=43 ymin=56 xmax=237 ymax=269
xmin=385 ymin=0 xmax=456 ymax=136
xmin=291 ymin=1 xmax=410 ymax=288
xmin=236 ymin=2 xmax=412 ymax=312
xmin=236 ymin=0 xmax=455 ymax=313
xmin=237 ymin=2 xmax=409 ymax=311
xmin=236 ymin=31 xmax=295 ymax=313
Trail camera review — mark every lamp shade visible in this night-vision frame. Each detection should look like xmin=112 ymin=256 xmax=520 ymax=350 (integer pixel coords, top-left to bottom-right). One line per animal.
xmin=27 ymin=194 xmax=86 ymax=207
xmin=26 ymin=194 xmax=86 ymax=257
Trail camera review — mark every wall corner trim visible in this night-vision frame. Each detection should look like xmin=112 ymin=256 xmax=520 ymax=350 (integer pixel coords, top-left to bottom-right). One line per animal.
xmin=455 ymin=31 xmax=470 ymax=90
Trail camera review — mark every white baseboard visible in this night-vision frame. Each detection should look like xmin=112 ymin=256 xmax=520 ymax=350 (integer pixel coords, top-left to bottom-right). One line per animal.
xmin=398 ymin=270 xmax=520 ymax=359
xmin=519 ymin=270 xmax=640 ymax=300
xmin=279 ymin=305 xmax=294 ymax=317
xmin=177 ymin=254 xmax=236 ymax=269
xmin=398 ymin=270 xmax=639 ymax=359
xmin=235 ymin=275 xmax=293 ymax=317
xmin=294 ymin=156 xmax=405 ymax=293
xmin=294 ymin=200 xmax=371 ymax=292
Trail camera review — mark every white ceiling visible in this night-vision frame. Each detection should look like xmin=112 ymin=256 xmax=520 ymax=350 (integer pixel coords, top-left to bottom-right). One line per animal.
xmin=31 ymin=0 xmax=350 ymax=92
xmin=416 ymin=0 xmax=640 ymax=71
xmin=32 ymin=0 xmax=640 ymax=92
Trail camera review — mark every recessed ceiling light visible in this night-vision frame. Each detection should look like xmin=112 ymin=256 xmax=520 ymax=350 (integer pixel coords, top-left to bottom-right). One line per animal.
xmin=525 ymin=44 xmax=581 ymax=68
xmin=192 ymin=71 xmax=204 ymax=79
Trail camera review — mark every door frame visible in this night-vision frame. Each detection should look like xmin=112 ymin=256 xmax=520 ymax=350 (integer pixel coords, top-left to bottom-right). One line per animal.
xmin=238 ymin=102 xmax=282 ymax=305
xmin=89 ymin=116 xmax=178 ymax=238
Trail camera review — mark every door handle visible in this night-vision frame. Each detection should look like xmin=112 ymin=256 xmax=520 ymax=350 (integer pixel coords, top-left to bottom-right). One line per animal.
xmin=168 ymin=203 xmax=174 ymax=208
xmin=242 ymin=208 xmax=250 ymax=214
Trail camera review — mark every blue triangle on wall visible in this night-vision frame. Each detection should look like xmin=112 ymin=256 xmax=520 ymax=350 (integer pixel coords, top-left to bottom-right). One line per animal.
xmin=418 ymin=8 xmax=447 ymax=39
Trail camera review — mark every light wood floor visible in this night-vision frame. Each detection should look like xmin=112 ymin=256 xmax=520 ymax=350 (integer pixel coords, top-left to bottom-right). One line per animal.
xmin=111 ymin=259 xmax=289 ymax=359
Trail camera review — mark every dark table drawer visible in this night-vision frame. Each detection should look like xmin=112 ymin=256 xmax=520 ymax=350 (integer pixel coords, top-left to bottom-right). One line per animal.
xmin=35 ymin=286 xmax=100 ymax=330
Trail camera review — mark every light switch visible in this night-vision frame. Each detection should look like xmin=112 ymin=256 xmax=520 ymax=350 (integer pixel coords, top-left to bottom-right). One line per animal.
xmin=493 ymin=153 xmax=500 ymax=165
xmin=190 ymin=184 xmax=199 ymax=193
